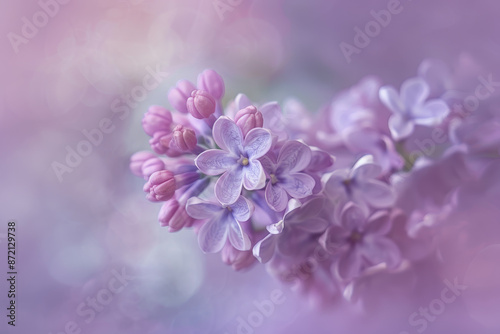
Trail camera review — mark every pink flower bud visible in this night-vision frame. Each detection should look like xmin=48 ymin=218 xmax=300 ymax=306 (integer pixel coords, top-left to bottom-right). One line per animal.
xmin=141 ymin=157 xmax=165 ymax=180
xmin=144 ymin=170 xmax=176 ymax=202
xmin=186 ymin=90 xmax=216 ymax=119
xmin=158 ymin=199 xmax=194 ymax=232
xmin=142 ymin=106 xmax=173 ymax=136
xmin=197 ymin=69 xmax=225 ymax=100
xmin=167 ymin=80 xmax=196 ymax=114
xmin=172 ymin=125 xmax=197 ymax=151
xmin=130 ymin=151 xmax=156 ymax=177
xmin=149 ymin=131 xmax=171 ymax=155
xmin=235 ymin=106 xmax=264 ymax=136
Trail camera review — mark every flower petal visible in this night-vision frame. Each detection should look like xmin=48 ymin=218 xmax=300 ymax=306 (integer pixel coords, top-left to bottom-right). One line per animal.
xmin=388 ymin=113 xmax=415 ymax=140
xmin=215 ymin=168 xmax=244 ymax=205
xmin=186 ymin=197 xmax=222 ymax=219
xmin=357 ymin=179 xmax=395 ymax=208
xmin=198 ymin=217 xmax=229 ymax=253
xmin=265 ymin=182 xmax=289 ymax=212
xmin=258 ymin=154 xmax=277 ymax=176
xmin=351 ymin=155 xmax=381 ymax=180
xmin=244 ymin=128 xmax=272 ymax=159
xmin=379 ymin=86 xmax=403 ymax=114
xmin=281 ymin=173 xmax=315 ymax=199
xmin=340 ymin=203 xmax=368 ymax=230
xmin=412 ymin=99 xmax=450 ymax=126
xmin=401 ymin=77 xmax=429 ymax=109
xmin=230 ymin=196 xmax=254 ymax=222
xmin=243 ymin=160 xmax=266 ymax=190
xmin=337 ymin=248 xmax=363 ymax=279
xmin=266 ymin=219 xmax=285 ymax=234
xmin=307 ymin=149 xmax=335 ymax=172
xmin=235 ymin=93 xmax=252 ymax=110
xmin=324 ymin=169 xmax=350 ymax=200
xmin=212 ymin=116 xmax=243 ymax=155
xmin=359 ymin=236 xmax=401 ymax=269
xmin=365 ymin=210 xmax=392 ymax=236
xmin=277 ymin=140 xmax=312 ymax=173
xmin=298 ymin=217 xmax=329 ymax=233
xmin=195 ymin=149 xmax=237 ymax=175
xmin=228 ymin=221 xmax=251 ymax=251
xmin=253 ymin=234 xmax=277 ymax=263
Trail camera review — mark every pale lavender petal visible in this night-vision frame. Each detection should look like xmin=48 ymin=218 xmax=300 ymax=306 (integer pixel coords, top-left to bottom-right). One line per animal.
xmin=186 ymin=197 xmax=222 ymax=219
xmin=197 ymin=218 xmax=229 ymax=253
xmin=215 ymin=168 xmax=244 ymax=205
xmin=307 ymin=149 xmax=335 ymax=172
xmin=324 ymin=169 xmax=350 ymax=200
xmin=259 ymin=155 xmax=277 ymax=176
xmin=260 ymin=102 xmax=288 ymax=141
xmin=195 ymin=149 xmax=237 ymax=175
xmin=340 ymin=203 xmax=368 ymax=231
xmin=266 ymin=219 xmax=285 ymax=234
xmin=265 ymin=182 xmax=289 ymax=212
xmin=298 ymin=217 xmax=329 ymax=233
xmin=212 ymin=116 xmax=243 ymax=155
xmin=243 ymin=160 xmax=266 ymax=190
xmin=281 ymin=173 xmax=315 ymax=199
xmin=285 ymin=197 xmax=323 ymax=223
xmin=389 ymin=113 xmax=415 ymax=140
xmin=228 ymin=221 xmax=251 ymax=251
xmin=365 ymin=210 xmax=392 ymax=236
xmin=319 ymin=226 xmax=349 ymax=253
xmin=360 ymin=236 xmax=401 ymax=269
xmin=400 ymin=77 xmax=429 ymax=109
xmin=253 ymin=234 xmax=277 ymax=263
xmin=337 ymin=248 xmax=363 ymax=279
xmin=244 ymin=128 xmax=272 ymax=159
xmin=277 ymin=140 xmax=312 ymax=173
xmin=412 ymin=99 xmax=450 ymax=126
xmin=351 ymin=155 xmax=381 ymax=180
xmin=379 ymin=86 xmax=403 ymax=114
xmin=230 ymin=196 xmax=254 ymax=222
xmin=358 ymin=179 xmax=395 ymax=208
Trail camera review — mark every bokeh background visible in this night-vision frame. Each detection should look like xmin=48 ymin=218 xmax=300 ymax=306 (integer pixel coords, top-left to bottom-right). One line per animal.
xmin=1 ymin=0 xmax=500 ymax=333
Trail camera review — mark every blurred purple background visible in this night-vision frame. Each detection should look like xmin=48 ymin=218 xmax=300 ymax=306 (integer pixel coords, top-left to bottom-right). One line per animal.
xmin=1 ymin=0 xmax=500 ymax=333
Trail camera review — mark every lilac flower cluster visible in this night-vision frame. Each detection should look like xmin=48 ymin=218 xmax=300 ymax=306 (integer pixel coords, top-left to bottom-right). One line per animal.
xmin=131 ymin=60 xmax=500 ymax=304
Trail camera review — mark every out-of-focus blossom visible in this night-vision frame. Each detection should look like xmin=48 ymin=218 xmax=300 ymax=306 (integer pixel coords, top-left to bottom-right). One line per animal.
xmin=379 ymin=78 xmax=450 ymax=140
xmin=320 ymin=203 xmax=401 ymax=280
xmin=197 ymin=69 xmax=225 ymax=101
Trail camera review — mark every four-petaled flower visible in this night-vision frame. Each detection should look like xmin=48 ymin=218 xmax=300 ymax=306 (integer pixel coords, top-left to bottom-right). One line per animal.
xmin=195 ymin=116 xmax=272 ymax=205
xmin=319 ymin=203 xmax=401 ymax=280
xmin=186 ymin=196 xmax=254 ymax=253
xmin=260 ymin=140 xmax=316 ymax=212
xmin=379 ymin=77 xmax=450 ymax=141
xmin=325 ymin=155 xmax=395 ymax=218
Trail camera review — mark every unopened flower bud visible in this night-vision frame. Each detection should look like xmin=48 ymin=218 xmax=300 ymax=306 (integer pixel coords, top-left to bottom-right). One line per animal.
xmin=130 ymin=151 xmax=156 ymax=177
xmin=197 ymin=69 xmax=225 ymax=100
xmin=187 ymin=90 xmax=216 ymax=119
xmin=235 ymin=106 xmax=264 ymax=136
xmin=141 ymin=157 xmax=165 ymax=180
xmin=172 ymin=125 xmax=197 ymax=151
xmin=142 ymin=106 xmax=173 ymax=136
xmin=167 ymin=80 xmax=196 ymax=114
xmin=144 ymin=170 xmax=176 ymax=202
